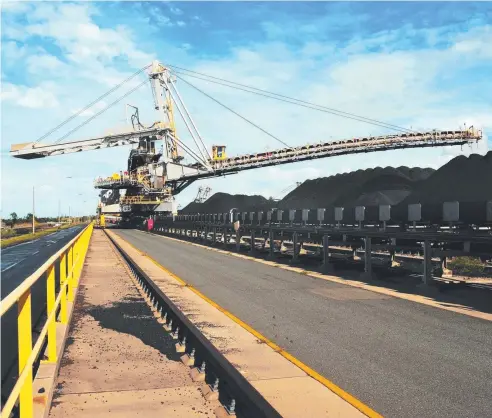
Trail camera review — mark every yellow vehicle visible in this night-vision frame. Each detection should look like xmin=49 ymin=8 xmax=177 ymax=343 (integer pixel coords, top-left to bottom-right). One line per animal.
xmin=212 ymin=145 xmax=227 ymax=161
xmin=97 ymin=214 xmax=106 ymax=229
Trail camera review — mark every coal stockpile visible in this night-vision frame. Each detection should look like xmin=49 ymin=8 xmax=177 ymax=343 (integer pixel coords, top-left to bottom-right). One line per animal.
xmin=181 ymin=192 xmax=272 ymax=214
xmin=393 ymin=151 xmax=492 ymax=223
xmin=278 ymin=166 xmax=434 ymax=212
xmin=180 ymin=151 xmax=491 ymax=224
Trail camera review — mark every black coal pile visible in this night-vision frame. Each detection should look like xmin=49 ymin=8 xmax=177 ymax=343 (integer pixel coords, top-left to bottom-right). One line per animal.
xmin=278 ymin=166 xmax=434 ymax=210
xmin=181 ymin=192 xmax=272 ymax=214
xmin=400 ymin=152 xmax=492 ymax=204
xmin=180 ymin=151 xmax=491 ymax=224
xmin=393 ymin=151 xmax=492 ymax=222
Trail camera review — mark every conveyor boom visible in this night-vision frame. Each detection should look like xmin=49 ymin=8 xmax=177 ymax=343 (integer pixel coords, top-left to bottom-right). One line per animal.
xmin=177 ymin=129 xmax=482 ymax=182
xmin=10 ymin=127 xmax=168 ymax=159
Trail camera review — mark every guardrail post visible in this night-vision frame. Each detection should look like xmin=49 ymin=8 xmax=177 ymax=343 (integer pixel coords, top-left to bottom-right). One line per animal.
xmin=235 ymin=229 xmax=241 ymax=252
xmin=364 ymin=237 xmax=372 ymax=279
xmin=59 ymin=252 xmax=68 ymax=324
xmin=291 ymin=232 xmax=299 ymax=264
xmin=249 ymin=229 xmax=256 ymax=255
xmin=223 ymin=228 xmax=229 ymax=248
xmin=422 ymin=240 xmax=432 ymax=285
xmin=68 ymin=245 xmax=74 ymax=302
xmin=46 ymin=264 xmax=57 ymax=362
xmin=322 ymin=234 xmax=333 ymax=272
xmin=18 ymin=289 xmax=33 ymax=418
xmin=268 ymin=228 xmax=275 ymax=259
xmin=74 ymin=239 xmax=80 ymax=286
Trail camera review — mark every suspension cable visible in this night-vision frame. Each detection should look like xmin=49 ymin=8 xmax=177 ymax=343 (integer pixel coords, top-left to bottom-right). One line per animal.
xmin=35 ymin=64 xmax=151 ymax=144
xmin=169 ymin=65 xmax=416 ymax=134
xmin=175 ymin=74 xmax=291 ymax=148
xmin=55 ymin=79 xmax=148 ymax=144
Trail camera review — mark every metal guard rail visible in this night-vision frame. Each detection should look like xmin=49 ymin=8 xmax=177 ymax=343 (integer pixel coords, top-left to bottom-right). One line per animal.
xmin=0 ymin=223 xmax=94 ymax=418
xmin=105 ymin=231 xmax=282 ymax=418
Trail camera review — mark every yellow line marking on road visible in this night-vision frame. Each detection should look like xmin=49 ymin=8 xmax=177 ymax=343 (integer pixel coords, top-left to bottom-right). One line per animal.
xmin=111 ymin=230 xmax=383 ymax=418
xmin=138 ymin=229 xmax=492 ymax=322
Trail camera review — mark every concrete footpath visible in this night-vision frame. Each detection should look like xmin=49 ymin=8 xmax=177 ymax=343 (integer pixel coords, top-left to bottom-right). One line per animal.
xmin=49 ymin=230 xmax=217 ymax=417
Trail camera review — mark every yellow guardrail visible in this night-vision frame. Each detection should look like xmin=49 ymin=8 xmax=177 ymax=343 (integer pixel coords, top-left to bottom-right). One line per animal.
xmin=0 ymin=222 xmax=94 ymax=418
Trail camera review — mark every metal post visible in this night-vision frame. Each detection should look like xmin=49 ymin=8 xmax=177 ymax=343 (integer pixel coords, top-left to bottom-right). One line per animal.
xmin=268 ymin=228 xmax=275 ymax=259
xmin=423 ymin=240 xmax=432 ymax=285
xmin=59 ymin=253 xmax=68 ymax=324
xmin=441 ymin=256 xmax=447 ymax=269
xmin=212 ymin=226 xmax=216 ymax=245
xmin=18 ymin=290 xmax=33 ymax=418
xmin=236 ymin=229 xmax=241 ymax=252
xmin=46 ymin=265 xmax=57 ymax=362
xmin=364 ymin=236 xmax=372 ymax=279
xmin=291 ymin=232 xmax=299 ymax=264
xmin=67 ymin=246 xmax=74 ymax=302
xmin=322 ymin=234 xmax=332 ymax=272
xmin=389 ymin=250 xmax=395 ymax=267
xmin=249 ymin=229 xmax=256 ymax=255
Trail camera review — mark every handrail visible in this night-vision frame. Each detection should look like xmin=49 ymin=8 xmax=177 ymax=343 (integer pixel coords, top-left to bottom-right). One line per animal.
xmin=1 ymin=224 xmax=90 ymax=316
xmin=0 ymin=223 xmax=94 ymax=418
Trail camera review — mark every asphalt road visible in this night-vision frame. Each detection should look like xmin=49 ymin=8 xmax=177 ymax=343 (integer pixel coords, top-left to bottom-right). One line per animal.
xmin=1 ymin=226 xmax=84 ymax=298
xmin=115 ymin=229 xmax=492 ymax=418
xmin=1 ymin=226 xmax=84 ymax=398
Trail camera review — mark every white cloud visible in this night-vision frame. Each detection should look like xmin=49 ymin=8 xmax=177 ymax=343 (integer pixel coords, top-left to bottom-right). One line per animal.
xmin=0 ymin=1 xmax=30 ymax=15
xmin=452 ymin=25 xmax=492 ymax=58
xmin=170 ymin=6 xmax=183 ymax=16
xmin=2 ymin=40 xmax=27 ymax=60
xmin=1 ymin=82 xmax=59 ymax=108
xmin=26 ymin=53 xmax=65 ymax=73
xmin=23 ymin=3 xmax=154 ymax=72
xmin=155 ymin=13 xmax=172 ymax=27
xmin=70 ymin=101 xmax=108 ymax=118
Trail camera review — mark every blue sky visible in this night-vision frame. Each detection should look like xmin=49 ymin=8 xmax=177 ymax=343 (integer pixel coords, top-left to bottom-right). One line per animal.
xmin=1 ymin=1 xmax=491 ymax=217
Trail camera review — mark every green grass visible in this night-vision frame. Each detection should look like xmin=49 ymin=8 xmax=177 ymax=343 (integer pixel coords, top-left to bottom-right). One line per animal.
xmin=1 ymin=228 xmax=17 ymax=238
xmin=1 ymin=224 xmax=78 ymax=249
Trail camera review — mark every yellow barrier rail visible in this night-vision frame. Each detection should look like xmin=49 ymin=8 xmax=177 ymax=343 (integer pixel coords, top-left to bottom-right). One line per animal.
xmin=0 ymin=223 xmax=94 ymax=418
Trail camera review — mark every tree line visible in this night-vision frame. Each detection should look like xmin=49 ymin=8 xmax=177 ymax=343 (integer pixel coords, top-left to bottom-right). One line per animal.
xmin=2 ymin=212 xmax=93 ymax=228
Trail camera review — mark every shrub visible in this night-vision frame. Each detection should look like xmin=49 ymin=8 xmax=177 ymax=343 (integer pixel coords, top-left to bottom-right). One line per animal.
xmin=448 ymin=256 xmax=485 ymax=276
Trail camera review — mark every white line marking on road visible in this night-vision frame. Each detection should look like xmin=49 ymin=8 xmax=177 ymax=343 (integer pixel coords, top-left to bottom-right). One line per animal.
xmin=1 ymin=261 xmax=20 ymax=273
xmin=3 ymin=239 xmax=40 ymax=250
xmin=32 ymin=251 xmax=39 ymax=255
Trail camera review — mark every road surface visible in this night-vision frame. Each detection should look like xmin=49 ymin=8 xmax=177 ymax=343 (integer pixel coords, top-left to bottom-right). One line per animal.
xmin=1 ymin=226 xmax=84 ymax=399
xmin=1 ymin=226 xmax=84 ymax=298
xmin=114 ymin=229 xmax=492 ymax=418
